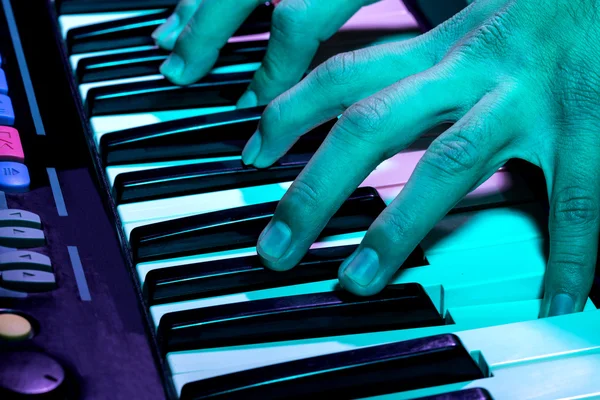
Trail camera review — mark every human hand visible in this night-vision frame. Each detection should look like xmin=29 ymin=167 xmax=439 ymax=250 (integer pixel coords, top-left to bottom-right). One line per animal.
xmin=152 ymin=0 xmax=380 ymax=108
xmin=245 ymin=0 xmax=600 ymax=318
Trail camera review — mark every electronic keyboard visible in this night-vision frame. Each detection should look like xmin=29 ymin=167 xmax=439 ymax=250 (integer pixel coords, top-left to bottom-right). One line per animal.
xmin=2 ymin=0 xmax=600 ymax=399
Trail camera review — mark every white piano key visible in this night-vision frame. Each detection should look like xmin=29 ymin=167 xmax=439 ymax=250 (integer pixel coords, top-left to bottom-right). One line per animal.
xmin=446 ymin=297 xmax=596 ymax=327
xmin=115 ymin=148 xmax=522 ymax=229
xmin=148 ymin=207 xmax=546 ymax=325
xmin=70 ymin=45 xmax=157 ymax=71
xmin=168 ymin=306 xmax=600 ymax=396
xmin=58 ymin=10 xmax=165 ymax=39
xmin=91 ymin=106 xmax=237 ymax=143
xmin=105 ymin=156 xmax=240 ymax=185
xmin=369 ymin=351 xmax=600 ymax=399
xmin=79 ymin=74 xmax=163 ymax=102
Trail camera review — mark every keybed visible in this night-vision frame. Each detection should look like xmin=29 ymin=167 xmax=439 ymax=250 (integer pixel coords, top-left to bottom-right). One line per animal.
xmin=54 ymin=1 xmax=600 ymax=399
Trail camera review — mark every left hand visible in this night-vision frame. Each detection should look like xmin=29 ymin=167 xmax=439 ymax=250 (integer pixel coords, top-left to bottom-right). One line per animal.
xmin=242 ymin=0 xmax=600 ymax=318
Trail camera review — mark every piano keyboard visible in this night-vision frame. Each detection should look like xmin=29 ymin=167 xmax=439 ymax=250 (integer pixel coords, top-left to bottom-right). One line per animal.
xmin=52 ymin=0 xmax=600 ymax=399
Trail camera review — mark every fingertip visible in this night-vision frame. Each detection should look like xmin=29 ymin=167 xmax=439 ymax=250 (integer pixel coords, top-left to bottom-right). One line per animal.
xmin=160 ymin=53 xmax=186 ymax=83
xmin=256 ymin=219 xmax=291 ymax=262
xmin=337 ymin=247 xmax=383 ymax=296
xmin=152 ymin=14 xmax=180 ymax=43
xmin=241 ymin=130 xmax=262 ymax=166
xmin=236 ymin=90 xmax=258 ymax=109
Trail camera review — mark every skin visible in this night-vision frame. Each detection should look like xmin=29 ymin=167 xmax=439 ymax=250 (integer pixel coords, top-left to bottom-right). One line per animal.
xmin=155 ymin=0 xmax=600 ymax=317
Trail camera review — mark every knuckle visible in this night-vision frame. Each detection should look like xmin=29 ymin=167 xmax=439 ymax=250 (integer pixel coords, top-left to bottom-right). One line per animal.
xmin=455 ymin=12 xmax=511 ymax=60
xmin=261 ymin=99 xmax=284 ymax=134
xmin=422 ymin=131 xmax=481 ymax=176
xmin=315 ymin=51 xmax=358 ymax=87
xmin=551 ymin=251 xmax=589 ymax=275
xmin=552 ymin=186 xmax=599 ymax=226
xmin=272 ymin=1 xmax=308 ymax=36
xmin=376 ymin=208 xmax=417 ymax=245
xmin=285 ymin=178 xmax=322 ymax=213
xmin=337 ymin=94 xmax=394 ymax=140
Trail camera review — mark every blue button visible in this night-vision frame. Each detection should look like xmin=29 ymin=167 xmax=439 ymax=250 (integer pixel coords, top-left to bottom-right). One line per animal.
xmin=0 ymin=162 xmax=29 ymax=193
xmin=0 ymin=95 xmax=14 ymax=126
xmin=0 ymin=70 xmax=7 ymax=95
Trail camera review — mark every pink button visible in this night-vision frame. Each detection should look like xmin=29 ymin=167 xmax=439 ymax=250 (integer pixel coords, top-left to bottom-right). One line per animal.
xmin=0 ymin=126 xmax=24 ymax=163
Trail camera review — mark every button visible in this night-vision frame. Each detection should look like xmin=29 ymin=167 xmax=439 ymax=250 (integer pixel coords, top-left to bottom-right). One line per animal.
xmin=0 ymin=287 xmax=26 ymax=298
xmin=0 ymin=162 xmax=30 ymax=193
xmin=0 ymin=313 xmax=32 ymax=340
xmin=0 ymin=127 xmax=23 ymax=162
xmin=0 ymin=251 xmax=51 ymax=272
xmin=0 ymin=227 xmax=44 ymax=248
xmin=0 ymin=95 xmax=14 ymax=126
xmin=1 ymin=270 xmax=56 ymax=292
xmin=0 ymin=209 xmax=40 ymax=228
xmin=0 ymin=350 xmax=66 ymax=396
xmin=0 ymin=70 xmax=7 ymax=95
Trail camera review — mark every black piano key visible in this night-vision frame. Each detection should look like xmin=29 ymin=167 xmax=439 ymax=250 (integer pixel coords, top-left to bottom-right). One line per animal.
xmin=85 ymin=71 xmax=253 ymax=116
xmin=414 ymin=388 xmax=493 ymax=400
xmin=56 ymin=0 xmax=176 ymax=14
xmin=130 ymin=186 xmax=385 ymax=263
xmin=158 ymin=283 xmax=444 ymax=353
xmin=67 ymin=10 xmax=171 ymax=54
xmin=66 ymin=4 xmax=274 ymax=54
xmin=101 ymin=107 xmax=334 ymax=165
xmin=179 ymin=333 xmax=484 ymax=399
xmin=76 ymin=40 xmax=268 ymax=83
xmin=114 ymin=153 xmax=310 ymax=204
xmin=143 ymin=245 xmax=427 ymax=305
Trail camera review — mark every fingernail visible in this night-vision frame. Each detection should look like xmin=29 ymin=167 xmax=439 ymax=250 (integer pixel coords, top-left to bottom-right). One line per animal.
xmin=236 ymin=90 xmax=257 ymax=109
xmin=549 ymin=293 xmax=575 ymax=316
xmin=160 ymin=53 xmax=185 ymax=80
xmin=341 ymin=248 xmax=380 ymax=287
xmin=152 ymin=14 xmax=180 ymax=42
xmin=242 ymin=130 xmax=262 ymax=165
xmin=258 ymin=220 xmax=292 ymax=260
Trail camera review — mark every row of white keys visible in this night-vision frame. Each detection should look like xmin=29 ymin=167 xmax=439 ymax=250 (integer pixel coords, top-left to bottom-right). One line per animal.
xmin=167 ymin=241 xmax=599 ymax=398
xmin=164 ymin=232 xmax=566 ymax=393
xmin=58 ymin=0 xmax=420 ymax=139
xmin=147 ymin=203 xmax=554 ymax=377
xmin=376 ymin=308 xmax=600 ymax=400
xmin=117 ymin=147 xmax=527 ymax=235
xmin=133 ymin=177 xmax=541 ymax=323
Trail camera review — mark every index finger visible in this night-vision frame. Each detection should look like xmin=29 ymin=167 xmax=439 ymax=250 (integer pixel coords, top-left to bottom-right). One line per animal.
xmin=160 ymin=0 xmax=267 ymax=85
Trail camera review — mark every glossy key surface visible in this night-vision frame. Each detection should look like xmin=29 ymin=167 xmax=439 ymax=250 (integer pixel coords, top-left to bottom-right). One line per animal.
xmin=114 ymin=153 xmax=311 ymax=203
xmin=143 ymin=245 xmax=426 ymax=305
xmin=56 ymin=0 xmax=176 ymax=14
xmin=178 ymin=333 xmax=483 ymax=399
xmin=413 ymin=388 xmax=493 ymax=400
xmin=101 ymin=107 xmax=331 ymax=165
xmin=66 ymin=4 xmax=273 ymax=54
xmin=86 ymin=72 xmax=253 ymax=116
xmin=158 ymin=283 xmax=443 ymax=353
xmin=77 ymin=40 xmax=268 ymax=83
xmin=66 ymin=10 xmax=170 ymax=54
xmin=130 ymin=187 xmax=385 ymax=262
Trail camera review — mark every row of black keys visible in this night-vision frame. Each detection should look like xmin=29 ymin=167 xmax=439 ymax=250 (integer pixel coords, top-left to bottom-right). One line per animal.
xmin=103 ymin=107 xmax=433 ymax=205
xmin=137 ymin=188 xmax=497 ymax=399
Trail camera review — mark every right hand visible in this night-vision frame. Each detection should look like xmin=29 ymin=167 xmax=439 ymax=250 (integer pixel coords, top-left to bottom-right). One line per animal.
xmin=152 ymin=0 xmax=380 ymax=108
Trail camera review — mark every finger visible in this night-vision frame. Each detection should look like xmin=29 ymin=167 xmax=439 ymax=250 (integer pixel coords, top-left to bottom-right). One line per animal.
xmin=337 ymin=87 xmax=519 ymax=295
xmin=539 ymin=152 xmax=600 ymax=317
xmin=236 ymin=0 xmax=381 ymax=109
xmin=243 ymin=0 xmax=509 ymax=167
xmin=256 ymin=63 xmax=476 ymax=272
xmin=152 ymin=0 xmax=203 ymax=50
xmin=160 ymin=0 xmax=262 ymax=85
